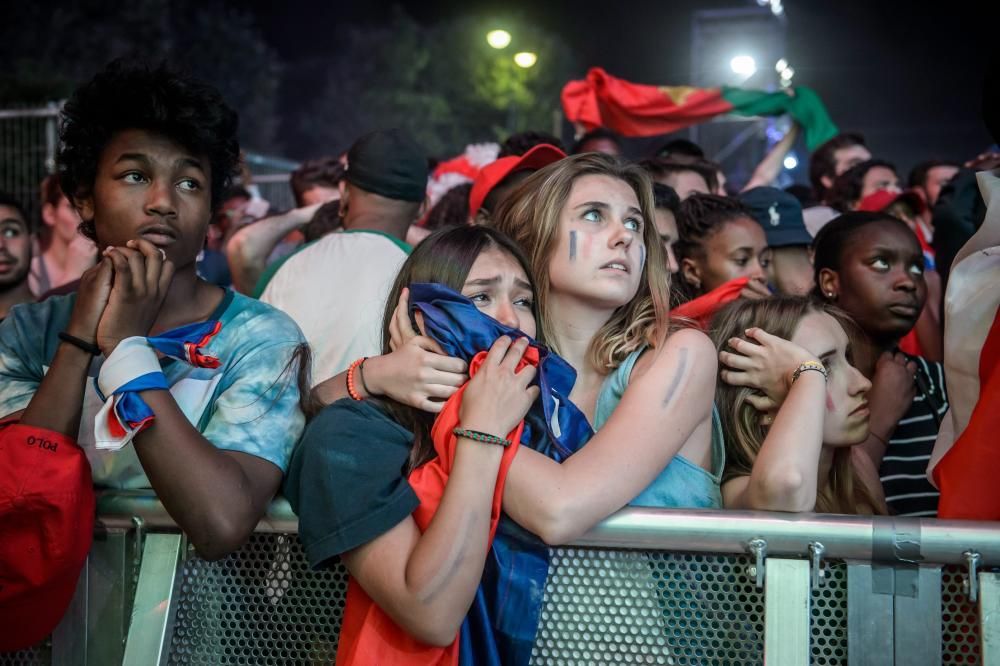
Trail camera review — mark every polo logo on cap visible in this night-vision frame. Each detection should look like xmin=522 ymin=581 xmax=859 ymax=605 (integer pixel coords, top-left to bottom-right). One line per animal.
xmin=768 ymin=203 xmax=780 ymax=226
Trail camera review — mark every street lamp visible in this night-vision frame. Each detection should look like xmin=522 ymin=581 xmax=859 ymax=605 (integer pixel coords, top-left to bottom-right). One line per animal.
xmin=775 ymin=58 xmax=794 ymax=87
xmin=513 ymin=51 xmax=537 ymax=68
xmin=730 ymin=55 xmax=756 ymax=77
xmin=486 ymin=29 xmax=512 ymax=49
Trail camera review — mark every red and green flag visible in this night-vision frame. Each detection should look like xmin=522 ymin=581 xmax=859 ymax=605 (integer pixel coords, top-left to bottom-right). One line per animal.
xmin=562 ymin=67 xmax=839 ymax=150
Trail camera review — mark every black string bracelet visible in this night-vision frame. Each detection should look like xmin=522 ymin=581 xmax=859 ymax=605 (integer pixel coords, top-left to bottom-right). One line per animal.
xmin=357 ymin=358 xmax=374 ymax=397
xmin=58 ymin=332 xmax=102 ymax=356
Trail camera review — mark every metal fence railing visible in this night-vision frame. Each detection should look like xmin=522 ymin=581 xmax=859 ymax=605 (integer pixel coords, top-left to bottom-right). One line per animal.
xmin=0 ymin=103 xmax=61 ymax=225
xmin=244 ymin=152 xmax=299 ymax=214
xmin=2 ymin=492 xmax=999 ymax=665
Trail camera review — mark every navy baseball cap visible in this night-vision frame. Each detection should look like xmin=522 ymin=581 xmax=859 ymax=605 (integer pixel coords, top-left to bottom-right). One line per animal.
xmin=738 ymin=187 xmax=812 ymax=247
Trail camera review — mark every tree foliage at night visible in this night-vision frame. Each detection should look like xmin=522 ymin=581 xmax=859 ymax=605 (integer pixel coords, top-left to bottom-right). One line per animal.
xmin=284 ymin=8 xmax=577 ymax=158
xmin=1 ymin=2 xmax=576 ymax=159
xmin=0 ymin=0 xmax=282 ymax=153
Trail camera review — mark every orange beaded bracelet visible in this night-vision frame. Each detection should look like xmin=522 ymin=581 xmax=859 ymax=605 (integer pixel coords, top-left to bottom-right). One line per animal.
xmin=346 ymin=357 xmax=367 ymax=401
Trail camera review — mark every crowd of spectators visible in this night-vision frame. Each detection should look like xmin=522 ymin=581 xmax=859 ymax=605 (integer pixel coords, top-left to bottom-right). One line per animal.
xmin=1 ymin=57 xmax=998 ymax=660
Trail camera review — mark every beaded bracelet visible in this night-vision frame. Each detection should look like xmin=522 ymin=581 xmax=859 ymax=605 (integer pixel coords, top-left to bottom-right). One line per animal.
xmin=453 ymin=427 xmax=512 ymax=448
xmin=792 ymin=360 xmax=828 ymax=383
xmin=346 ymin=357 xmax=367 ymax=401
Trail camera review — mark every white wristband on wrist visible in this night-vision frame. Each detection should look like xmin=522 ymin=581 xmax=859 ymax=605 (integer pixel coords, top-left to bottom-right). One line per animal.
xmin=94 ymin=337 xmax=166 ymax=451
xmin=97 ymin=337 xmax=162 ymax=398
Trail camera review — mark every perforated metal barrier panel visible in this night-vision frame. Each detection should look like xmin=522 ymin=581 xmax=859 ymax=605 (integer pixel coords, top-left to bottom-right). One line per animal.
xmin=163 ymin=540 xmax=848 ymax=665
xmin=531 ymin=551 xmax=847 ymax=666
xmin=811 ymin=561 xmax=848 ymax=666
xmin=166 ymin=534 xmax=347 ymax=665
xmin=943 ymin=564 xmax=982 ymax=665
xmin=0 ymin=647 xmax=49 ymax=666
xmin=0 ymin=534 xmax=987 ymax=665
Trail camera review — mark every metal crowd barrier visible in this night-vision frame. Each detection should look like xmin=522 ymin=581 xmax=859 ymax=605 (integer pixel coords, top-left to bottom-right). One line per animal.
xmin=3 ymin=490 xmax=999 ymax=665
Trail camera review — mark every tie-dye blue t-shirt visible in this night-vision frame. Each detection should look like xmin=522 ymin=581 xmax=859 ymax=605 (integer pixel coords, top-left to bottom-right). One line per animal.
xmin=0 ymin=290 xmax=307 ymax=489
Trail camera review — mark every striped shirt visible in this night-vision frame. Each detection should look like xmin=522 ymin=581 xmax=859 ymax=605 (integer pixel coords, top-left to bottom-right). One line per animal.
xmin=879 ymin=356 xmax=948 ymax=517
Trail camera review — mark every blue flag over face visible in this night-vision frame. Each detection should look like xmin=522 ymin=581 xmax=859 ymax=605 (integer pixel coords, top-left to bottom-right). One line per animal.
xmin=408 ymin=283 xmax=593 ymax=665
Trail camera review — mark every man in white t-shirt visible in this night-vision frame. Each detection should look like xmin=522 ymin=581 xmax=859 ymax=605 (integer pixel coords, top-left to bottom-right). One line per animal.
xmin=261 ymin=129 xmax=427 ymax=383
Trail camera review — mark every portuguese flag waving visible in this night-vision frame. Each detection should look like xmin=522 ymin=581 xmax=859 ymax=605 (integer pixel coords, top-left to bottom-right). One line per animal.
xmin=562 ymin=67 xmax=839 ymax=150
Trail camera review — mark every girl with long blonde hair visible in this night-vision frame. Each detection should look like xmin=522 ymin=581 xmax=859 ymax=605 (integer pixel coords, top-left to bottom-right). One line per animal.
xmin=712 ymin=296 xmax=886 ymax=514
xmin=490 ymin=152 xmax=723 ymax=534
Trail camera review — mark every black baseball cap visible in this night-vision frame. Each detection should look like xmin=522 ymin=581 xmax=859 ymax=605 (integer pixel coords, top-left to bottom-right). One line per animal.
xmin=346 ymin=129 xmax=428 ymax=203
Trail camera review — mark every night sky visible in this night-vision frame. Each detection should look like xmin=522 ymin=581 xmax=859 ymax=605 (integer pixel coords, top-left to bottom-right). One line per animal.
xmin=249 ymin=0 xmax=995 ymax=174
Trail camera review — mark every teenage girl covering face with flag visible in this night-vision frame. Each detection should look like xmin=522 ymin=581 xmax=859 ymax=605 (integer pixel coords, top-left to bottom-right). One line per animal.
xmin=284 ymin=225 xmax=545 ymax=664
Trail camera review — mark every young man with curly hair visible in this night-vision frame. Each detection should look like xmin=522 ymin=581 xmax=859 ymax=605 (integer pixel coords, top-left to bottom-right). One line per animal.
xmin=0 ymin=60 xmax=309 ymax=561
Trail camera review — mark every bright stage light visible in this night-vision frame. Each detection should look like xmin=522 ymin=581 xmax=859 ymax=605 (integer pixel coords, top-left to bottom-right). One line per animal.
xmin=730 ymin=55 xmax=757 ymax=77
xmin=486 ymin=30 xmax=512 ymax=49
xmin=513 ymin=52 xmax=537 ymax=68
xmin=784 ymin=155 xmax=798 ymax=170
xmin=775 ymin=58 xmax=788 ymax=73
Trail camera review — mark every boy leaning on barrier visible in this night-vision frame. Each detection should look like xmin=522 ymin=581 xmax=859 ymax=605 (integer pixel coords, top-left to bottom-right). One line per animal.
xmin=0 ymin=59 xmax=310 ymax=650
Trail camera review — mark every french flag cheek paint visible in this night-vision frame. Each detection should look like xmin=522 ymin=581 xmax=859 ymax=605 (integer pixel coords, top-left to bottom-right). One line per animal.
xmin=640 ymin=244 xmax=646 ymax=272
xmin=569 ymin=230 xmax=577 ymax=261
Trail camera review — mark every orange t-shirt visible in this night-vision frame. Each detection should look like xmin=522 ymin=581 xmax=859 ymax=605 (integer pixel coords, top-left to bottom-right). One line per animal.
xmin=335 ymin=347 xmax=537 ymax=665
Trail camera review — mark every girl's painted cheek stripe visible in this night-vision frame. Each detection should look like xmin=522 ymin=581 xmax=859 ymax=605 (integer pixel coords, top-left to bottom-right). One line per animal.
xmin=569 ymin=230 xmax=577 ymax=261
xmin=640 ymin=244 xmax=646 ymax=271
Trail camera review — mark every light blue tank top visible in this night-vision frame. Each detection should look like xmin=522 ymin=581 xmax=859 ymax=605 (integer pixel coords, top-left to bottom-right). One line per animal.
xmin=592 ymin=347 xmax=725 ymax=509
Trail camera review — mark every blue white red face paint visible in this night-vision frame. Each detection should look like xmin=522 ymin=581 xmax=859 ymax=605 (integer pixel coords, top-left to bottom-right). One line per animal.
xmin=569 ymin=230 xmax=578 ymax=261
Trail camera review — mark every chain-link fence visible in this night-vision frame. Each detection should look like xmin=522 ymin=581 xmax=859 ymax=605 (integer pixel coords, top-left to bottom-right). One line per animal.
xmin=0 ymin=103 xmax=61 ymax=226
xmin=0 ymin=103 xmax=298 ymax=228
